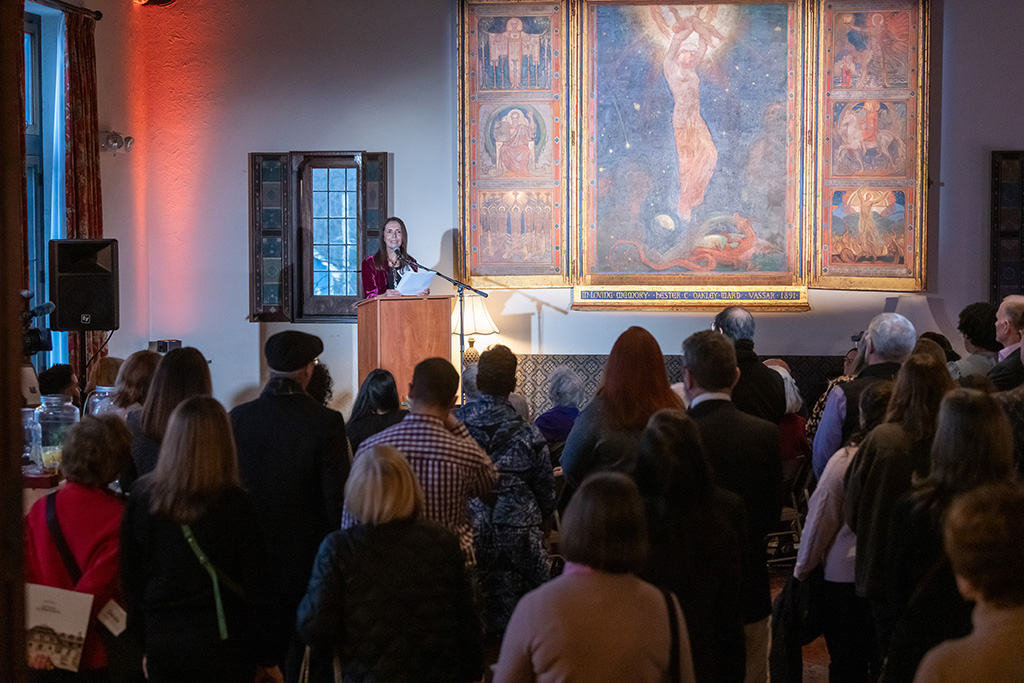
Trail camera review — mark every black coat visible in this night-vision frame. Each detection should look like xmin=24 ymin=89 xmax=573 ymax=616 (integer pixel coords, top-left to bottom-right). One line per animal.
xmin=121 ymin=486 xmax=278 ymax=682
xmin=229 ymin=380 xmax=350 ymax=660
xmin=296 ymin=519 xmax=484 ymax=683
xmin=987 ymin=351 xmax=1024 ymax=391
xmin=689 ymin=399 xmax=782 ymax=623
xmin=732 ymin=339 xmax=787 ymax=424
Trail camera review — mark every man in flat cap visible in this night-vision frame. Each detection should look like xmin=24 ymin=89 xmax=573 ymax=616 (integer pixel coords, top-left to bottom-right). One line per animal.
xmin=230 ymin=330 xmax=350 ymax=681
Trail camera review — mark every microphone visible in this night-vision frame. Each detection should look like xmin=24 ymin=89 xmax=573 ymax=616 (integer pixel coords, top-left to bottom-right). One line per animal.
xmin=28 ymin=302 xmax=55 ymax=318
xmin=392 ymin=245 xmax=405 ymax=267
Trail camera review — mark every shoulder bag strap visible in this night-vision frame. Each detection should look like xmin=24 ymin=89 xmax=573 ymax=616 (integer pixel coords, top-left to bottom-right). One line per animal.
xmin=181 ymin=524 xmax=237 ymax=641
xmin=45 ymin=491 xmax=83 ymax=585
xmin=662 ymin=588 xmax=681 ymax=683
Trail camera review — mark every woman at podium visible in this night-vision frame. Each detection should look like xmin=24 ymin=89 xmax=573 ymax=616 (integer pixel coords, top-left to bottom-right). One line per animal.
xmin=361 ymin=216 xmax=430 ymax=299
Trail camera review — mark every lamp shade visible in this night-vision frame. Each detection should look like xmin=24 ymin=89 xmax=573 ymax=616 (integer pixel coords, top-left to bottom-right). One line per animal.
xmin=451 ymin=295 xmax=500 ymax=337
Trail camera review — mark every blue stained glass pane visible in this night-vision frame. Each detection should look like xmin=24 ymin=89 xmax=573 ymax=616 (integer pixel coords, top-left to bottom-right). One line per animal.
xmin=365 ymin=161 xmax=379 ymax=183
xmin=312 ymin=191 xmax=328 ymax=218
xmin=329 ymin=219 xmax=345 ymax=244
xmin=262 ymin=284 xmax=280 ymax=306
xmin=312 ymin=246 xmax=329 ymax=272
xmin=329 ymin=192 xmax=344 ymax=218
xmin=346 ymin=246 xmax=357 ymax=271
xmin=312 ymin=168 xmax=328 ymax=191
xmin=346 ymin=219 xmax=358 ymax=244
xmin=262 ymin=208 xmax=282 ymax=231
xmin=261 ymin=160 xmax=282 ymax=182
xmin=346 ymin=168 xmax=357 ymax=191
xmin=366 ymin=237 xmax=379 ymax=255
xmin=348 ymin=272 xmax=359 ymax=295
xmin=24 ymin=34 xmax=33 ymax=126
xmin=329 ymin=168 xmax=346 ymax=191
xmin=313 ymin=219 xmax=329 ymax=245
xmin=262 ymin=236 xmax=282 ymax=258
xmin=313 ymin=273 xmax=329 ymax=296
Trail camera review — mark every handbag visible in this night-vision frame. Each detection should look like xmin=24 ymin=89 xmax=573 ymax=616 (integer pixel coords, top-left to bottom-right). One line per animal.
xmin=44 ymin=491 xmax=145 ymax=683
xmin=298 ymin=645 xmax=344 ymax=683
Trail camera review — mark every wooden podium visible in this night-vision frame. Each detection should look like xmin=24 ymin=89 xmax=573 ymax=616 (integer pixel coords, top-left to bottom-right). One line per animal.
xmin=356 ymin=295 xmax=453 ymax=402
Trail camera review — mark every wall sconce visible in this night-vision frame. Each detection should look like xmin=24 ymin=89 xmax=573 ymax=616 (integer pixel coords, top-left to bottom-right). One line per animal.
xmin=451 ymin=295 xmax=499 ymax=365
xmin=101 ymin=131 xmax=134 ymax=154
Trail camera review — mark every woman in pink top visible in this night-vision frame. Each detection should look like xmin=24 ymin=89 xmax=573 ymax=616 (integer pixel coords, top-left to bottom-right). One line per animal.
xmin=493 ymin=473 xmax=695 ymax=683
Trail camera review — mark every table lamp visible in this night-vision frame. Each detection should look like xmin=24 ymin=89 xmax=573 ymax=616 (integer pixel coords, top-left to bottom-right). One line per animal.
xmin=451 ymin=295 xmax=500 ymax=365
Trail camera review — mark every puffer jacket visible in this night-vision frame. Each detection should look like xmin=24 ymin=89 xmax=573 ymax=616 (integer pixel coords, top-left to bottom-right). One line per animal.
xmin=296 ymin=519 xmax=484 ymax=683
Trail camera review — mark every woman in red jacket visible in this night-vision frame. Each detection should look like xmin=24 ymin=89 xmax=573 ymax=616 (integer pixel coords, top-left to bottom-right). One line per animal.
xmin=360 ymin=216 xmax=429 ymax=299
xmin=24 ymin=414 xmax=133 ymax=680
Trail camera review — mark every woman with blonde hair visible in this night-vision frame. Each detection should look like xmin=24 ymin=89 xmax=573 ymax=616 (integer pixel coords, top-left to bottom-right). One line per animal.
xmin=297 ymin=445 xmax=484 ymax=683
xmin=120 ymin=396 xmax=281 ymax=683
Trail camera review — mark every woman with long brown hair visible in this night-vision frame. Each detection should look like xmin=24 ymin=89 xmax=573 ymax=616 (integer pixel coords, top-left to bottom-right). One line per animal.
xmin=124 ymin=347 xmax=212 ymax=488
xmin=121 ymin=396 xmax=281 ymax=683
xmin=561 ymin=326 xmax=683 ymax=486
xmin=880 ymin=389 xmax=1016 ymax=683
xmin=845 ymin=353 xmax=956 ymax=650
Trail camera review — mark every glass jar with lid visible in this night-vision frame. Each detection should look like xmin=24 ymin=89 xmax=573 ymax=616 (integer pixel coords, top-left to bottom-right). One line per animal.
xmin=34 ymin=395 xmax=80 ymax=472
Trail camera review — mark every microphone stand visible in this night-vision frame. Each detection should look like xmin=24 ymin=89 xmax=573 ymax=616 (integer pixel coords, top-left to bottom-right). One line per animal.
xmin=409 ymin=260 xmax=488 ymax=404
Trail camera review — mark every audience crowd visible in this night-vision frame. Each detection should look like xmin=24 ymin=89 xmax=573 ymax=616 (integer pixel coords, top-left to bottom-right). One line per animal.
xmin=21 ymin=296 xmax=1024 ymax=683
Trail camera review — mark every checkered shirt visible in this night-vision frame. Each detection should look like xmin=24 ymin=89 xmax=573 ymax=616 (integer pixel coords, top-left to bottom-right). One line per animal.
xmin=343 ymin=413 xmax=498 ymax=565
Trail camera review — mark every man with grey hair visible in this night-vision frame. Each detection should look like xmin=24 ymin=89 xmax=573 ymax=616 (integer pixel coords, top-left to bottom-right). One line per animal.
xmin=535 ymin=366 xmax=585 ymax=444
xmin=712 ymin=305 xmax=786 ymax=423
xmin=811 ymin=312 xmax=916 ymax=477
xmin=987 ymin=294 xmax=1024 ymax=391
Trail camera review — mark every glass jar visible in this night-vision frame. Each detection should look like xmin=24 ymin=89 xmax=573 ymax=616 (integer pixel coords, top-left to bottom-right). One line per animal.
xmin=34 ymin=395 xmax=80 ymax=472
xmin=85 ymin=386 xmax=121 ymax=418
xmin=22 ymin=408 xmax=42 ymax=466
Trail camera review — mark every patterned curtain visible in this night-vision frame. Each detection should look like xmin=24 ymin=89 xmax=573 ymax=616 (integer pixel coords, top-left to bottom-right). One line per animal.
xmin=64 ymin=12 xmax=106 ymax=378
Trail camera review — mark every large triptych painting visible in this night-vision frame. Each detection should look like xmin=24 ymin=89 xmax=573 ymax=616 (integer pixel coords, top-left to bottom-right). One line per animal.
xmin=457 ymin=0 xmax=929 ymax=308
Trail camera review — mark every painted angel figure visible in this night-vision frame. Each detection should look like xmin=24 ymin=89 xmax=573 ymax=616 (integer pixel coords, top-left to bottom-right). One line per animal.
xmin=655 ymin=6 xmax=723 ymax=221
xmin=488 ymin=18 xmax=542 ymax=90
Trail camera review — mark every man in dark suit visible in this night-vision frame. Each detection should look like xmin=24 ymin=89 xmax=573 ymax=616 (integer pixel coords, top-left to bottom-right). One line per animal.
xmin=712 ymin=306 xmax=786 ymax=424
xmin=230 ymin=330 xmax=350 ymax=681
xmin=682 ymin=330 xmax=782 ymax=683
xmin=987 ymin=295 xmax=1024 ymax=391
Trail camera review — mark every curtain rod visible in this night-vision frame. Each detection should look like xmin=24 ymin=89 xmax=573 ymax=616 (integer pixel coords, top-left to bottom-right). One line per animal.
xmin=30 ymin=0 xmax=102 ymax=21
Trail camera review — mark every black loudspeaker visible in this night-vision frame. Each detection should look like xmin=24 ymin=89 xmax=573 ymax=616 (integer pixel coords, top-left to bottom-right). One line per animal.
xmin=49 ymin=239 xmax=120 ymax=332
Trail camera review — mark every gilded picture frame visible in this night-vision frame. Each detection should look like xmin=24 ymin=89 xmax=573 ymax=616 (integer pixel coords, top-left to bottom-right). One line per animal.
xmin=458 ymin=1 xmax=572 ymax=289
xmin=809 ymin=0 xmax=929 ymax=291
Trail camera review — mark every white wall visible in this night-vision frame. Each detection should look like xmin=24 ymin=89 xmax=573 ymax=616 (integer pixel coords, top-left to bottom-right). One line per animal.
xmin=90 ymin=0 xmax=1024 ymax=411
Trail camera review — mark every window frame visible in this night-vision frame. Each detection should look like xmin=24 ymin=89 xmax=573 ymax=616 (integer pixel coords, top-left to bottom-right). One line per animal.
xmin=248 ymin=150 xmax=390 ymax=322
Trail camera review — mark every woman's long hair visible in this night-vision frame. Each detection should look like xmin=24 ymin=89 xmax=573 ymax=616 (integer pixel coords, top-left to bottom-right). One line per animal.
xmin=883 ymin=354 xmax=955 ymax=443
xmin=350 ymin=369 xmax=401 ymax=423
xmin=140 ymin=347 xmax=213 ymax=441
xmin=112 ymin=350 xmax=162 ymax=409
xmin=372 ymin=216 xmax=410 ymax=271
xmin=912 ymin=389 xmax=1014 ymax=524
xmin=636 ymin=409 xmax=713 ymax=512
xmin=148 ymin=396 xmax=240 ymax=524
xmin=597 ymin=326 xmax=683 ymax=431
